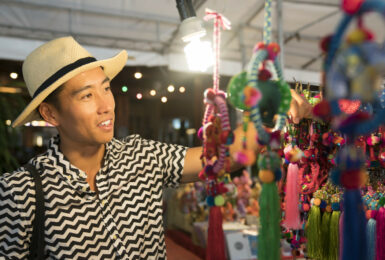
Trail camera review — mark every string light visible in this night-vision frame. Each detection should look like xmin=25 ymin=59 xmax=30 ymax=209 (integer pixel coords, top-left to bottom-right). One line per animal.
xmin=122 ymin=86 xmax=128 ymax=92
xmin=5 ymin=120 xmax=11 ymax=126
xmin=179 ymin=86 xmax=186 ymax=93
xmin=150 ymin=90 xmax=156 ymax=96
xmin=161 ymin=96 xmax=168 ymax=103
xmin=167 ymin=85 xmax=175 ymax=93
xmin=136 ymin=93 xmax=143 ymax=100
xmin=134 ymin=72 xmax=142 ymax=79
xmin=10 ymin=72 xmax=18 ymax=79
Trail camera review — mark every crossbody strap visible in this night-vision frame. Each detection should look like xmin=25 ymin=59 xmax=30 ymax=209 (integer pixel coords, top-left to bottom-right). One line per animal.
xmin=24 ymin=163 xmax=45 ymax=260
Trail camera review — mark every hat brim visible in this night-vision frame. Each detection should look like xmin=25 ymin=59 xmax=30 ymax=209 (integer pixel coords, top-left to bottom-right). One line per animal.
xmin=12 ymin=50 xmax=128 ymax=127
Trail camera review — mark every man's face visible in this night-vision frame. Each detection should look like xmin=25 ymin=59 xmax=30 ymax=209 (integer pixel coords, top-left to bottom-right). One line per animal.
xmin=54 ymin=67 xmax=115 ymax=146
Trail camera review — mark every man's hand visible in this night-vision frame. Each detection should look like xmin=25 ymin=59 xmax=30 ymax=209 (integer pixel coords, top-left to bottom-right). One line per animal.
xmin=288 ymin=89 xmax=313 ymax=124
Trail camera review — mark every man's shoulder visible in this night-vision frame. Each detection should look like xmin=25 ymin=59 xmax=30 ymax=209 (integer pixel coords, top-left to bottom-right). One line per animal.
xmin=0 ymin=153 xmax=49 ymax=188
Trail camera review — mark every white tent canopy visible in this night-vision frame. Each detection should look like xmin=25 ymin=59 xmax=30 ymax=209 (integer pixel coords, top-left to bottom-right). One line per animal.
xmin=0 ymin=0 xmax=384 ymax=84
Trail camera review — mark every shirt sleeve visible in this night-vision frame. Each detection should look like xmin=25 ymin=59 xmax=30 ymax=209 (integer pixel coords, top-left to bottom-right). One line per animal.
xmin=141 ymin=138 xmax=187 ymax=188
xmin=0 ymin=176 xmax=30 ymax=258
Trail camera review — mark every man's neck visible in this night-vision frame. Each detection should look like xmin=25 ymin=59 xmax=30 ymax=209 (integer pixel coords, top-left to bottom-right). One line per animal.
xmin=59 ymin=137 xmax=105 ymax=191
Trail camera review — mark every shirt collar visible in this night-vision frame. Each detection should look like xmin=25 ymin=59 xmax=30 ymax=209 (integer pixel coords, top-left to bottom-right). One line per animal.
xmin=45 ymin=135 xmax=114 ymax=191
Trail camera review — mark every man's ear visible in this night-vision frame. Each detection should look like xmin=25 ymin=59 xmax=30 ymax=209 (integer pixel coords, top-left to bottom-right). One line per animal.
xmin=39 ymin=103 xmax=60 ymax=126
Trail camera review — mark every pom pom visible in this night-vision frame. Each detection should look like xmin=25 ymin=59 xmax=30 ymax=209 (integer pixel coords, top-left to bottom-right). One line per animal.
xmin=320 ymin=200 xmax=327 ymax=209
xmin=303 ymin=203 xmax=310 ymax=212
xmin=234 ymin=149 xmax=256 ymax=166
xmin=367 ymin=135 xmax=380 ymax=146
xmin=198 ymin=169 xmax=206 ymax=180
xmin=331 ymin=202 xmax=340 ymax=211
xmin=320 ymin=35 xmax=333 ymax=52
xmin=214 ymin=195 xmax=225 ymax=206
xmin=259 ymin=169 xmax=275 ymax=183
xmin=226 ymin=131 xmax=235 ymax=145
xmin=274 ymin=169 xmax=282 ymax=181
xmin=253 ymin=42 xmax=265 ymax=52
xmin=204 ymin=88 xmax=216 ymax=104
xmin=197 ymin=126 xmax=204 ymax=140
xmin=340 ymin=170 xmax=363 ymax=189
xmin=243 ymin=86 xmax=262 ymax=107
xmin=313 ymin=100 xmax=331 ymax=119
xmin=266 ymin=42 xmax=280 ymax=60
xmin=258 ymin=68 xmax=272 ymax=81
xmin=342 ymin=0 xmax=364 ymax=14
xmin=206 ymin=196 xmax=215 ymax=207
xmin=313 ymin=198 xmax=321 ymax=206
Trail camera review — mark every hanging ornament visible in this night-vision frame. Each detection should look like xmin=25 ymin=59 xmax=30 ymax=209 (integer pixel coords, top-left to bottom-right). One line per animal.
xmin=198 ymin=9 xmax=232 ymax=260
xmin=316 ymin=1 xmax=385 ymax=259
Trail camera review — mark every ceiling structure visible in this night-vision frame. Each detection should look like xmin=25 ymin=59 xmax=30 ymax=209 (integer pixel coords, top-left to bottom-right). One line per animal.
xmin=0 ymin=0 xmax=384 ymax=84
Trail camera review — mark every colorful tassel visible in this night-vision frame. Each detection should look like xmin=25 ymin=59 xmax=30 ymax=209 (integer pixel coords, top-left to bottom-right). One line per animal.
xmin=329 ymin=210 xmax=341 ymax=260
xmin=339 ymin=211 xmax=344 ymax=260
xmin=321 ymin=211 xmax=331 ymax=259
xmin=258 ymin=182 xmax=280 ymax=260
xmin=206 ymin=206 xmax=226 ymax=260
xmin=306 ymin=204 xmax=322 ymax=259
xmin=283 ymin=163 xmax=301 ymax=229
xmin=342 ymin=190 xmax=366 ymax=260
xmin=372 ymin=207 xmax=385 ymax=260
xmin=367 ymin=218 xmax=376 ymax=260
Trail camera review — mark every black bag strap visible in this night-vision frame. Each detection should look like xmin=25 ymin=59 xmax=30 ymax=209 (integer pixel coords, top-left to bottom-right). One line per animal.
xmin=24 ymin=163 xmax=45 ymax=260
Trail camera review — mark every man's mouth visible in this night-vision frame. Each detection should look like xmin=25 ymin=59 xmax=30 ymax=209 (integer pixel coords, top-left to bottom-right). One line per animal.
xmin=98 ymin=120 xmax=111 ymax=127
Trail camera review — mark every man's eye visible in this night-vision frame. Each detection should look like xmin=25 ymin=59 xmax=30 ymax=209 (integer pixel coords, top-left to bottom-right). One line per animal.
xmin=105 ymin=86 xmax=111 ymax=92
xmin=81 ymin=93 xmax=92 ymax=99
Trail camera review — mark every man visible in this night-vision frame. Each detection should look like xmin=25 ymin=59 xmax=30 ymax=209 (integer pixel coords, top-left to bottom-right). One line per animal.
xmin=0 ymin=37 xmax=311 ymax=259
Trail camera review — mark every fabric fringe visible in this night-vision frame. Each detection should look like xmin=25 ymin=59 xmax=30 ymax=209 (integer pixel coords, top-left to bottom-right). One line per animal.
xmin=367 ymin=218 xmax=376 ymax=260
xmin=283 ymin=163 xmax=301 ymax=229
xmin=306 ymin=205 xmax=321 ymax=259
xmin=329 ymin=210 xmax=341 ymax=260
xmin=321 ymin=211 xmax=331 ymax=260
xmin=342 ymin=190 xmax=366 ymax=260
xmin=206 ymin=206 xmax=226 ymax=260
xmin=258 ymin=182 xmax=280 ymax=260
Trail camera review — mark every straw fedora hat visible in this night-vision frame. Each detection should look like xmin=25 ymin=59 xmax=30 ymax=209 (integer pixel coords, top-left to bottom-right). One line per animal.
xmin=12 ymin=36 xmax=128 ymax=127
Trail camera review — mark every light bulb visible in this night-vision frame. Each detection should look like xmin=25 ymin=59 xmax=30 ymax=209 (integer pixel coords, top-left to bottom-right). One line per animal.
xmin=136 ymin=93 xmax=143 ymax=100
xmin=150 ymin=90 xmax=156 ymax=96
xmin=184 ymin=38 xmax=214 ymax=72
xmin=179 ymin=86 xmax=186 ymax=93
xmin=161 ymin=96 xmax=168 ymax=103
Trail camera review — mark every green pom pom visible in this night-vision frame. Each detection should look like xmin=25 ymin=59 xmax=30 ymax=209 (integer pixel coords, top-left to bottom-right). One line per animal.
xmin=214 ymin=195 xmax=225 ymax=206
xmin=379 ymin=197 xmax=385 ymax=207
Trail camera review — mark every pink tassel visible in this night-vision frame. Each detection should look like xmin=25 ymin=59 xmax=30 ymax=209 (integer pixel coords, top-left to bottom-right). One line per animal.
xmin=283 ymin=163 xmax=301 ymax=229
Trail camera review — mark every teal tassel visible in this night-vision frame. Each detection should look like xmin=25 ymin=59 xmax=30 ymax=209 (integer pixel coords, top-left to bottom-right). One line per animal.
xmin=306 ymin=205 xmax=322 ymax=259
xmin=329 ymin=210 xmax=341 ymax=260
xmin=258 ymin=182 xmax=280 ymax=260
xmin=367 ymin=218 xmax=376 ymax=260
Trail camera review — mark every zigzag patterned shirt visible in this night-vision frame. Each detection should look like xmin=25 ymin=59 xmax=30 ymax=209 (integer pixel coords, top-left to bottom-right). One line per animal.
xmin=0 ymin=135 xmax=187 ymax=259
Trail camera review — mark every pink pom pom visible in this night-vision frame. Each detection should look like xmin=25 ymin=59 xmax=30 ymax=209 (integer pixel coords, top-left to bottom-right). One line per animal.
xmin=197 ymin=127 xmax=204 ymax=140
xmin=243 ymin=86 xmax=262 ymax=107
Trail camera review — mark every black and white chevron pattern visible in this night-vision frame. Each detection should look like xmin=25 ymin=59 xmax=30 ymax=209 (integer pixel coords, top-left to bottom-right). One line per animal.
xmin=0 ymin=135 xmax=186 ymax=259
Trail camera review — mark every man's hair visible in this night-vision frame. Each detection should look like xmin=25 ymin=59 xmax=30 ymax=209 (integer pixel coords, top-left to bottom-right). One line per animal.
xmin=37 ymin=84 xmax=64 ymax=119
